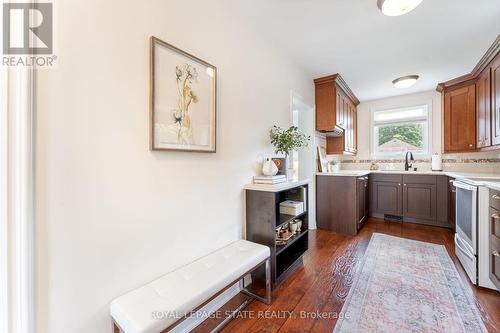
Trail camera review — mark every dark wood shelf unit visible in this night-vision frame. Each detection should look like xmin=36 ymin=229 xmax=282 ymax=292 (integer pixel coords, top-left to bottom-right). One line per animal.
xmin=245 ymin=183 xmax=309 ymax=289
xmin=276 ymin=229 xmax=308 ymax=256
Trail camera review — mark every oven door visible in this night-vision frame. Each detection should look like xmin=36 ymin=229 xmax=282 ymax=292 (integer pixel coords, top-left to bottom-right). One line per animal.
xmin=453 ymin=181 xmax=477 ymax=254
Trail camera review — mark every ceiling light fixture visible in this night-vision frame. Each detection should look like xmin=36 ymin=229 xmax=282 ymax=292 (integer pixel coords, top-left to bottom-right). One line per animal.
xmin=377 ymin=0 xmax=423 ymax=16
xmin=392 ymin=75 xmax=419 ymax=89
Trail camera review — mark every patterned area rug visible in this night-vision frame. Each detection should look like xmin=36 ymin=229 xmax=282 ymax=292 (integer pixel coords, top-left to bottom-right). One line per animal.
xmin=334 ymin=233 xmax=487 ymax=333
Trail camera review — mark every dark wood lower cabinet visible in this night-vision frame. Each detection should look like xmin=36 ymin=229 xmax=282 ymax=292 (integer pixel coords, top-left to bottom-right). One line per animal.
xmin=448 ymin=177 xmax=456 ymax=230
xmin=370 ymin=174 xmax=449 ymax=227
xmin=316 ymin=175 xmax=368 ymax=235
xmin=403 ymin=182 xmax=437 ymax=221
xmin=356 ymin=176 xmax=369 ymax=230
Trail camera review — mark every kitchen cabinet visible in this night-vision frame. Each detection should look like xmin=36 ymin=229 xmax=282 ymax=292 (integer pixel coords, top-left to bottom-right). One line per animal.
xmin=357 ymin=176 xmax=369 ymax=230
xmin=492 ymin=54 xmax=500 ymax=146
xmin=448 ymin=177 xmax=456 ymax=230
xmin=370 ymin=174 xmax=449 ymax=227
xmin=402 ymin=175 xmax=437 ymax=222
xmin=438 ymin=37 xmax=500 ymax=152
xmin=477 ymin=67 xmax=492 ymax=148
xmin=316 ymin=175 xmax=367 ymax=235
xmin=370 ymin=174 xmax=403 ymax=217
xmin=315 ymin=74 xmax=359 ymax=155
xmin=443 ymin=84 xmax=476 ymax=153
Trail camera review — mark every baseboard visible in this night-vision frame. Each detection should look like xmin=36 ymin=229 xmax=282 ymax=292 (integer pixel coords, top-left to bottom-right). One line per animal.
xmin=171 ymin=283 xmax=240 ymax=333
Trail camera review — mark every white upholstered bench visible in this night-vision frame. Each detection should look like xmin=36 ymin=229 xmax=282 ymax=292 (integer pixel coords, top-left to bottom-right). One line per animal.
xmin=110 ymin=240 xmax=271 ymax=333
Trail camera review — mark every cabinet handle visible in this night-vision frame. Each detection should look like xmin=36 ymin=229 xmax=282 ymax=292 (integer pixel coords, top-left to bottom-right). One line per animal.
xmin=398 ymin=183 xmax=401 ymax=186
xmin=469 ymin=144 xmax=473 ymax=147
xmin=493 ymin=195 xmax=500 ymax=201
xmin=493 ymin=251 xmax=500 ymax=257
xmin=404 ymin=184 xmax=407 ymax=186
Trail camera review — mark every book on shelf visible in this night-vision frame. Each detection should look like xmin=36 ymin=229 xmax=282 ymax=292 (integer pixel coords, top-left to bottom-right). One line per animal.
xmin=253 ymin=175 xmax=287 ymax=184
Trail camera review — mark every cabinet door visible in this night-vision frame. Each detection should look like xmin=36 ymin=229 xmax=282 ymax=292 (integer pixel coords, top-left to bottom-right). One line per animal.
xmin=492 ymin=55 xmax=500 ymax=146
xmin=352 ymin=106 xmax=358 ymax=154
xmin=403 ymin=183 xmax=437 ymax=221
xmin=371 ymin=181 xmax=402 ymax=216
xmin=357 ymin=177 xmax=367 ymax=229
xmin=443 ymin=84 xmax=476 ymax=152
xmin=336 ymin=89 xmax=344 ymax=129
xmin=476 ymin=68 xmax=491 ymax=148
xmin=315 ymin=82 xmax=336 ymax=131
xmin=345 ymin=100 xmax=351 ymax=152
xmin=490 ymin=207 xmax=500 ymax=290
xmin=448 ymin=178 xmax=456 ymax=230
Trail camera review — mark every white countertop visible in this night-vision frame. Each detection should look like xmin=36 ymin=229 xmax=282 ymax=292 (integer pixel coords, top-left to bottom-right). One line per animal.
xmin=317 ymin=171 xmax=500 ymax=190
xmin=244 ymin=179 xmax=311 ymax=192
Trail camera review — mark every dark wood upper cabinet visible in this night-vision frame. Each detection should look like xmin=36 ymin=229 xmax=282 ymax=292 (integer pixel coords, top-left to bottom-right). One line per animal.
xmin=443 ymin=84 xmax=476 ymax=153
xmin=477 ymin=67 xmax=492 ymax=148
xmin=315 ymin=74 xmax=359 ymax=155
xmin=492 ymin=54 xmax=500 ymax=146
xmin=438 ymin=36 xmax=500 ymax=152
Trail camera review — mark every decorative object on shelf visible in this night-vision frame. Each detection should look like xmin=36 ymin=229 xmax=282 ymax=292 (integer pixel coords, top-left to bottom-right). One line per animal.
xmin=150 ymin=36 xmax=217 ymax=152
xmin=270 ymin=126 xmax=310 ymax=179
xmin=272 ymin=157 xmax=286 ymax=176
xmin=293 ymin=218 xmax=303 ymax=232
xmin=317 ymin=145 xmax=327 ymax=172
xmin=327 ymin=160 xmax=340 ymax=173
xmin=253 ymin=175 xmax=286 ymax=185
xmin=279 ymin=200 xmax=304 ymax=216
xmin=262 ymin=157 xmax=279 ymax=176
xmin=289 ymin=221 xmax=298 ymax=235
xmin=369 ymin=161 xmax=379 ymax=170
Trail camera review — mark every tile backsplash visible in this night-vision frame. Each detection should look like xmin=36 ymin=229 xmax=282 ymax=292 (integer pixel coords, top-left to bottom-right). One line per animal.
xmin=315 ymin=133 xmax=500 ymax=174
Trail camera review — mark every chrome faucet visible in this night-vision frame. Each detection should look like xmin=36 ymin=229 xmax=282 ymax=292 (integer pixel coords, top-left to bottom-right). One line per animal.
xmin=405 ymin=151 xmax=414 ymax=171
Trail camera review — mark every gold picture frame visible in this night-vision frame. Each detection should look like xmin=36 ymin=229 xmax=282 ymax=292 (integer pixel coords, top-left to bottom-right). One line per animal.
xmin=150 ymin=36 xmax=217 ymax=152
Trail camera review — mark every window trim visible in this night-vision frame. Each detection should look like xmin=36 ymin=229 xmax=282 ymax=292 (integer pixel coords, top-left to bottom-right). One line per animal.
xmin=370 ymin=100 xmax=432 ymax=159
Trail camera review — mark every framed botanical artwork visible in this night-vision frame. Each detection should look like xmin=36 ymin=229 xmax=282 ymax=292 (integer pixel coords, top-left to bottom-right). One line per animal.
xmin=150 ymin=36 xmax=217 ymax=152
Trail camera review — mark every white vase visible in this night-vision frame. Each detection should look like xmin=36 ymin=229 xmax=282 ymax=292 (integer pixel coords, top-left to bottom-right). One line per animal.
xmin=262 ymin=158 xmax=278 ymax=176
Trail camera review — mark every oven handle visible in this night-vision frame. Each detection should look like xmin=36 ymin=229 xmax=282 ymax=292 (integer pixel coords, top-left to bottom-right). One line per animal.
xmin=453 ymin=181 xmax=478 ymax=192
xmin=455 ymin=234 xmax=474 ymax=260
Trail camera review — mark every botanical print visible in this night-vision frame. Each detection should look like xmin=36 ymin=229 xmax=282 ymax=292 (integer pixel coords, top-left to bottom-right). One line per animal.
xmin=173 ymin=63 xmax=199 ymax=144
xmin=151 ymin=37 xmax=216 ymax=152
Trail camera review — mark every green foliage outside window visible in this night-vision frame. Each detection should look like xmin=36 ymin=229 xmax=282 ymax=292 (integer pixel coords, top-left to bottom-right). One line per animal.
xmin=378 ymin=124 xmax=423 ymax=148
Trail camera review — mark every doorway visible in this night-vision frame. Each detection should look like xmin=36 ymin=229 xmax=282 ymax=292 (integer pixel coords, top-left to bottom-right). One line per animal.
xmin=290 ymin=91 xmax=316 ymax=229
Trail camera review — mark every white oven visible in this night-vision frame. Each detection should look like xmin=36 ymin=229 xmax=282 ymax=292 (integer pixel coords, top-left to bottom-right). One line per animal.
xmin=453 ymin=180 xmax=477 ymax=284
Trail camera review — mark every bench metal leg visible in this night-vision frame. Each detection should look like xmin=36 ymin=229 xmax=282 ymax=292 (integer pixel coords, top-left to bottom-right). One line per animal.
xmin=241 ymin=258 xmax=272 ymax=305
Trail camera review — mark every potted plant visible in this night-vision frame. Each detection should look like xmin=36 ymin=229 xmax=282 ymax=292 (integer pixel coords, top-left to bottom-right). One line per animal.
xmin=270 ymin=125 xmax=310 ymax=179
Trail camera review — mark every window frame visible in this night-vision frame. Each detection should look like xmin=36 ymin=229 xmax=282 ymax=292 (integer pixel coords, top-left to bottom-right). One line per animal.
xmin=370 ymin=100 xmax=432 ymax=159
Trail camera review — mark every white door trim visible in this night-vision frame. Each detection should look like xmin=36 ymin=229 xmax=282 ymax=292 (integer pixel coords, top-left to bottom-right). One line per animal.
xmin=0 ymin=66 xmax=36 ymax=333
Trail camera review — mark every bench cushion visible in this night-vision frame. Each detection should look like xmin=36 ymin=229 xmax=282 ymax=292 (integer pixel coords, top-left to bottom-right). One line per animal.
xmin=110 ymin=240 xmax=270 ymax=333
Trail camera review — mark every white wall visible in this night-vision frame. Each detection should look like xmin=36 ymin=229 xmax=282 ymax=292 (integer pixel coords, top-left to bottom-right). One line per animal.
xmin=35 ymin=1 xmax=313 ymax=332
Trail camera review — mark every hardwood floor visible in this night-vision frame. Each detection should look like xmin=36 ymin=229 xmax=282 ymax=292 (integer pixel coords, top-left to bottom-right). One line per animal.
xmin=210 ymin=219 xmax=500 ymax=333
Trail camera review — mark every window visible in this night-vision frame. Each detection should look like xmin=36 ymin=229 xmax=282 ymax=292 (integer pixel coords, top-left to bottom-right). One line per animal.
xmin=372 ymin=104 xmax=430 ymax=157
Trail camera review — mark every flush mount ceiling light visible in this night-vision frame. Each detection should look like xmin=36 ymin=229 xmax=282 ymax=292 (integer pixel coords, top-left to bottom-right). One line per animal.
xmin=377 ymin=0 xmax=423 ymax=16
xmin=392 ymin=75 xmax=419 ymax=89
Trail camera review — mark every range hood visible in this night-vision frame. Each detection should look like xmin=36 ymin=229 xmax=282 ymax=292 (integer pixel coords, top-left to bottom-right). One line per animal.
xmin=318 ymin=126 xmax=344 ymax=137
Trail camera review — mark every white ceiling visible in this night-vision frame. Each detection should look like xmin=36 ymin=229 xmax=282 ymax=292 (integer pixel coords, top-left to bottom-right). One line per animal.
xmin=227 ymin=0 xmax=500 ymax=102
